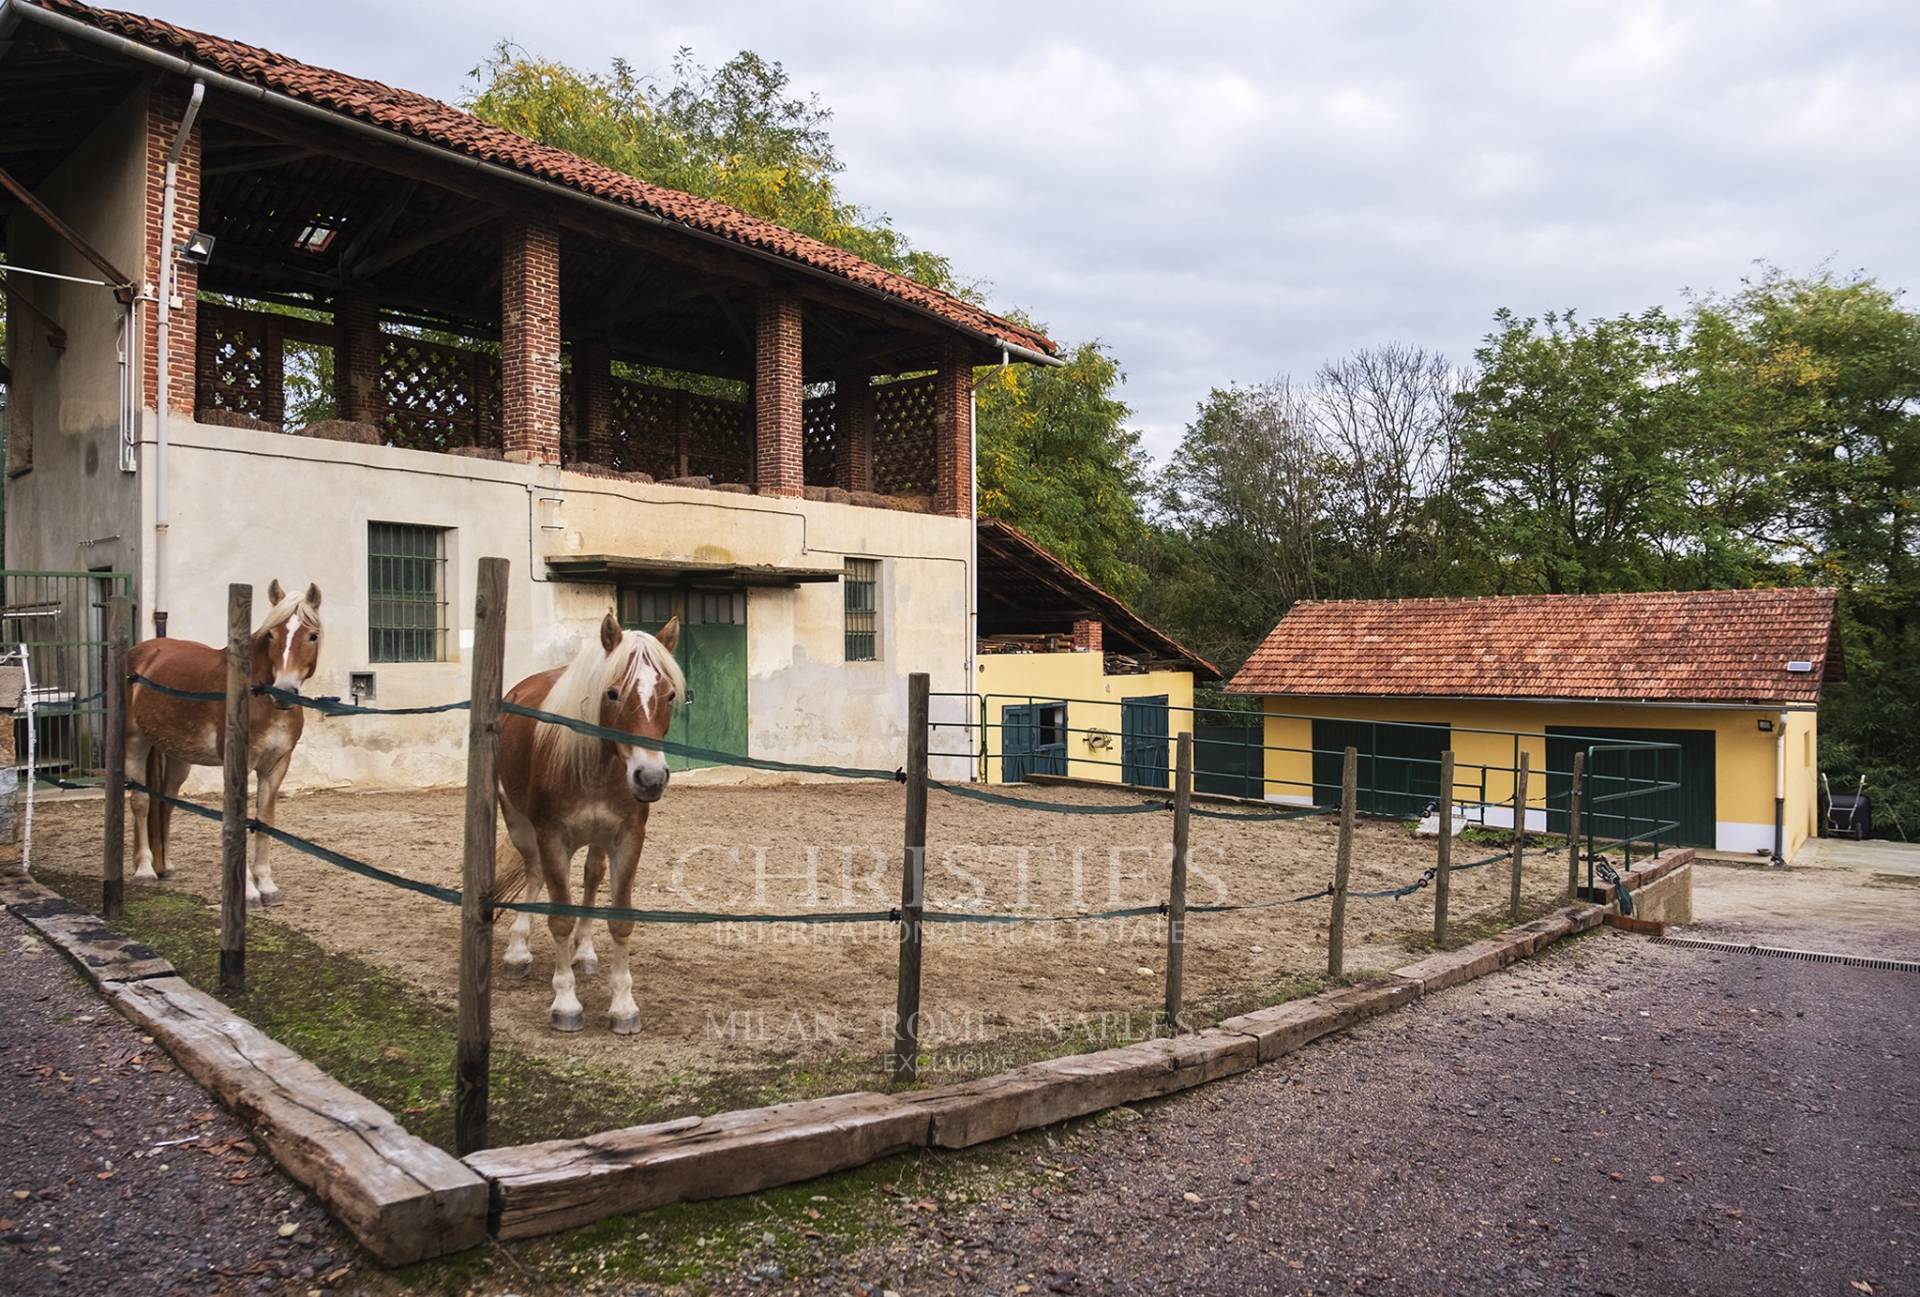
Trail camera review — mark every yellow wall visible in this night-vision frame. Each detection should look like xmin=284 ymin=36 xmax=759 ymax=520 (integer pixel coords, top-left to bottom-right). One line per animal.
xmin=1258 ymin=696 xmax=1818 ymax=858
xmin=977 ymin=653 xmax=1196 ymax=785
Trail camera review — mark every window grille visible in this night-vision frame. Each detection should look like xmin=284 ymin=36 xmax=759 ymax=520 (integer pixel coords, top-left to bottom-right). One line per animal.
xmin=367 ymin=522 xmax=448 ymax=662
xmin=844 ymin=558 xmax=878 ymax=661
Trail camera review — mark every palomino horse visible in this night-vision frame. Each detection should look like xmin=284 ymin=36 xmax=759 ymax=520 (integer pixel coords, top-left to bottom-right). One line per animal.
xmin=496 ymin=611 xmax=682 ymax=1033
xmin=126 ymin=581 xmax=324 ymax=907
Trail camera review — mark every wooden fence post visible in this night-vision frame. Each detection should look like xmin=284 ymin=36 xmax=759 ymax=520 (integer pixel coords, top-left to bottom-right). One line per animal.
xmin=1433 ymin=749 xmax=1453 ymax=946
xmin=1509 ymin=750 xmax=1530 ymax=922
xmin=101 ymin=594 xmax=130 ymax=919
xmin=1566 ymin=751 xmax=1584 ymax=896
xmin=1163 ymin=732 xmax=1193 ymax=1033
xmin=219 ymin=583 xmax=251 ymax=994
xmin=891 ymin=672 xmax=929 ymax=1085
xmin=455 ymin=556 xmax=510 ymax=1158
xmin=1328 ymin=746 xmax=1356 ymax=978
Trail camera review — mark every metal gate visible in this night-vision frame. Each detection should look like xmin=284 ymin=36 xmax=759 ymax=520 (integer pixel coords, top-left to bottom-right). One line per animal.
xmin=2 ymin=569 xmax=133 ymax=782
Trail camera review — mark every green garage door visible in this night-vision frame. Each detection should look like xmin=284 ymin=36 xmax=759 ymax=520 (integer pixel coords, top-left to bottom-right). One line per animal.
xmin=1545 ymin=725 xmax=1713 ymax=848
xmin=1312 ymin=719 xmax=1449 ymax=818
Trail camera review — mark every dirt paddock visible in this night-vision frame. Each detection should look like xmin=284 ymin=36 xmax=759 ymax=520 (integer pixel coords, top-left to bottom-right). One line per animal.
xmin=32 ymin=781 xmax=1570 ymax=1088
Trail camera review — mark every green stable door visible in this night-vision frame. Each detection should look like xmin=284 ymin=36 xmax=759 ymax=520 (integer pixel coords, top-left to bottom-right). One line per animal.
xmin=1545 ymin=725 xmax=1713 ymax=849
xmin=1311 ymin=718 xmax=1450 ymax=819
xmin=620 ymin=587 xmax=749 ymax=771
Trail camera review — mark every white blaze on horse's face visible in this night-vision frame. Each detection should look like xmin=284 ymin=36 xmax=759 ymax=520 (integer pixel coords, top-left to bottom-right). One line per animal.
xmin=260 ymin=581 xmax=324 ymax=707
xmin=595 ymin=613 xmax=680 ymax=804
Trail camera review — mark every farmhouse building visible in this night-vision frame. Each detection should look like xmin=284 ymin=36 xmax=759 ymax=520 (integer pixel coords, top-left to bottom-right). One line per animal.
xmin=0 ymin=0 xmax=1057 ymax=787
xmin=973 ymin=518 xmax=1219 ymax=787
xmin=1228 ymin=589 xmax=1840 ymax=862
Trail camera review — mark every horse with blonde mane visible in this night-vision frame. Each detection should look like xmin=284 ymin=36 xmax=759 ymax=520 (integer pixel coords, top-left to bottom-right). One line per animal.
xmin=125 ymin=580 xmax=324 ymax=907
xmin=495 ymin=611 xmax=683 ymax=1032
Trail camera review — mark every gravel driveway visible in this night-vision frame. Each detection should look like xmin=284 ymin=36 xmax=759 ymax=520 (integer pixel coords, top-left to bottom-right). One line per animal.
xmin=0 ymin=912 xmax=349 ymax=1297
xmin=795 ymin=931 xmax=1917 ymax=1297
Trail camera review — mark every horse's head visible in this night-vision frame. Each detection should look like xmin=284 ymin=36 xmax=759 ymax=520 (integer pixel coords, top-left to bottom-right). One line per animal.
xmin=591 ymin=610 xmax=682 ymax=803
xmin=256 ymin=579 xmax=324 ymax=705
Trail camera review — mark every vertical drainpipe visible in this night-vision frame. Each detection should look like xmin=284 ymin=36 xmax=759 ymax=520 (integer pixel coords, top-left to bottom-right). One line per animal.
xmin=1773 ymin=712 xmax=1788 ymax=866
xmin=151 ymin=79 xmax=205 ymax=638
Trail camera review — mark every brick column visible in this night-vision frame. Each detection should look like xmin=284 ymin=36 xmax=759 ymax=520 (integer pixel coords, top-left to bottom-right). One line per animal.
xmin=1072 ymin=619 xmax=1103 ymax=653
xmin=836 ymin=369 xmax=874 ymax=493
xmin=143 ymin=89 xmax=201 ymax=415
xmin=754 ymin=289 xmax=803 ymax=497
xmin=334 ymin=295 xmax=386 ymax=427
xmin=935 ymin=339 xmax=974 ymax=517
xmin=500 ymin=215 xmax=561 ymax=464
xmin=575 ymin=336 xmax=611 ymax=464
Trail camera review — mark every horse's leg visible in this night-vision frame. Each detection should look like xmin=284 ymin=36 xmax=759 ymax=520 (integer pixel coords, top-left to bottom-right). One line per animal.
xmin=501 ymin=831 xmax=542 ymax=978
xmin=127 ymin=733 xmax=155 ymax=880
xmin=604 ymin=829 xmax=645 ymax=1035
xmin=573 ymin=847 xmax=607 ymax=976
xmin=541 ymin=834 xmax=584 ymax=1032
xmin=154 ymin=756 xmax=189 ymax=880
xmin=249 ymin=753 xmax=291 ymax=908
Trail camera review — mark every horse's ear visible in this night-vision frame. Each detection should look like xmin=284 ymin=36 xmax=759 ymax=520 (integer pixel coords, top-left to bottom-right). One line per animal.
xmin=304 ymin=583 xmax=322 ymax=609
xmin=267 ymin=579 xmax=285 ymax=605
xmin=656 ymin=616 xmax=681 ymax=654
xmin=599 ymin=611 xmax=622 ymax=653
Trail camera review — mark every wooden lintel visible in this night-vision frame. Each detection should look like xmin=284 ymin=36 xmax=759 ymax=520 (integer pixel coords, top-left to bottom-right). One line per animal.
xmin=347 ymin=208 xmax=495 ymax=281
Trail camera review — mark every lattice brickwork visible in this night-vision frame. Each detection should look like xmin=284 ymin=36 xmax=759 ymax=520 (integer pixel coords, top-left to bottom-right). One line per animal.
xmin=872 ymin=374 xmax=938 ymax=497
xmin=803 ymin=391 xmax=840 ymax=487
xmin=686 ymin=391 xmax=752 ymax=484
xmin=381 ymin=335 xmax=501 ymax=452
xmin=195 ymin=305 xmax=278 ymax=424
xmin=603 ymin=379 xmax=680 ymax=478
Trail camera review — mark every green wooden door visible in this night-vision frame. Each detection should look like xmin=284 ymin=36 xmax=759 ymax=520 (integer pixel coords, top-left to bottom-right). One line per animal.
xmin=1312 ymin=718 xmax=1449 ymax=818
xmin=619 ymin=587 xmax=749 ymax=772
xmin=1546 ymin=725 xmax=1713 ymax=848
xmin=1121 ymin=694 xmax=1171 ymax=788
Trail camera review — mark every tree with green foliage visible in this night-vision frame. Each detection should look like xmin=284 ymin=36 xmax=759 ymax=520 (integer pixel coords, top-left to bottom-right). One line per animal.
xmin=464 ymin=45 xmax=960 ymax=294
xmin=975 ymin=336 xmax=1148 ymax=601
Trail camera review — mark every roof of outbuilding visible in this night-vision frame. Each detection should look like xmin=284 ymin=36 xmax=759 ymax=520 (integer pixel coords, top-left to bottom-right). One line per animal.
xmin=1227 ymin=588 xmax=1842 ymax=706
xmin=25 ymin=0 xmax=1056 ymax=359
xmin=977 ymin=519 xmax=1222 ymax=680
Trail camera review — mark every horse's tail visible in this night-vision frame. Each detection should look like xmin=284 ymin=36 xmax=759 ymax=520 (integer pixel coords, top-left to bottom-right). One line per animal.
xmin=491 ymin=836 xmax=534 ymax=904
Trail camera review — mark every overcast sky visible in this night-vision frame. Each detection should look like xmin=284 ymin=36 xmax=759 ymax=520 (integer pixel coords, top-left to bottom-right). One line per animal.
xmin=148 ymin=1 xmax=1919 ymax=462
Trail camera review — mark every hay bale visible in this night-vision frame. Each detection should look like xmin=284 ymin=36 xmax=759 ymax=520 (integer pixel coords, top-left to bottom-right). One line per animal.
xmin=445 ymin=445 xmax=503 ymax=460
xmin=850 ymin=490 xmax=933 ymax=513
xmin=298 ymin=419 xmax=382 ymax=445
xmin=196 ymin=407 xmax=281 ymax=433
xmin=711 ymin=482 xmax=752 ymax=494
xmin=803 ymin=485 xmax=852 ymax=504
xmin=662 ymin=475 xmax=714 ymax=490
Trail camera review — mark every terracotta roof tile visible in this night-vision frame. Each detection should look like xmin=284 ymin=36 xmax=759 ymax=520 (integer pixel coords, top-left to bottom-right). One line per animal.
xmin=1227 ymin=589 xmax=1840 ymax=706
xmin=32 ymin=0 xmax=1055 ymax=359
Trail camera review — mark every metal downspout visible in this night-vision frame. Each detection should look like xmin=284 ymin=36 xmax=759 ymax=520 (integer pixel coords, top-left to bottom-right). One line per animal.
xmin=1774 ymin=712 xmax=1788 ymax=866
xmin=152 ymin=78 xmax=204 ymax=637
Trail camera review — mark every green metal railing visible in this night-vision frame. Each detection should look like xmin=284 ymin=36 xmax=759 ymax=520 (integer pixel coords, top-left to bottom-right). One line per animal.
xmin=3 ymin=569 xmax=134 ymax=784
xmin=930 ymin=690 xmax=1684 ymax=863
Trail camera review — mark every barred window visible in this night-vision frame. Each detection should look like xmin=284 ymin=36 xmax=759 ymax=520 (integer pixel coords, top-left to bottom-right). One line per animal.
xmin=618 ymin=587 xmax=676 ymax=629
xmin=368 ymin=522 xmax=448 ymax=662
xmin=844 ymin=558 xmax=878 ymax=661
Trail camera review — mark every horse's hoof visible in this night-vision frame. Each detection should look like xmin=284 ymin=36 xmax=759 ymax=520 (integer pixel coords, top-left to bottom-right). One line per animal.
xmin=132 ymin=866 xmax=158 ymax=882
xmin=609 ymin=1012 xmax=642 ymax=1036
xmin=246 ymin=894 xmax=267 ymax=912
xmin=257 ymin=888 xmax=284 ymax=907
xmin=549 ymin=1008 xmax=585 ymax=1032
xmin=156 ymin=867 xmax=176 ymax=880
xmin=502 ymin=955 xmax=533 ymax=978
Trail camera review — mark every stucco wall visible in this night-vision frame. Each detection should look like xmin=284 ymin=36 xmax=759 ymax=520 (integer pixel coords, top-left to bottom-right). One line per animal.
xmin=1258 ymin=696 xmax=1817 ymax=857
xmin=153 ymin=422 xmax=972 ymax=792
xmin=4 ymin=85 xmax=147 ymax=579
xmin=976 ymin=652 xmax=1195 ymax=784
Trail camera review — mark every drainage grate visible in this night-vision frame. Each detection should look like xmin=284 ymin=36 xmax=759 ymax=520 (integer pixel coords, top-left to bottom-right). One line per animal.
xmin=1652 ymin=934 xmax=1920 ymax=974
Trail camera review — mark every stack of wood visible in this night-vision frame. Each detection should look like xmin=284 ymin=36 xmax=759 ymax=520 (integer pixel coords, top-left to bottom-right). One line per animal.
xmin=978 ymin=633 xmax=1076 ymax=655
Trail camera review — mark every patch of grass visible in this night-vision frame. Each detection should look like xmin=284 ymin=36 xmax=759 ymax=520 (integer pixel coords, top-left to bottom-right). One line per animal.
xmin=34 ymin=868 xmax=691 ymax=1151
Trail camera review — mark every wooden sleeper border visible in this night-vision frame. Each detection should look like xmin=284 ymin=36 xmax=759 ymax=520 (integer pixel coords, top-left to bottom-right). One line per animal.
xmin=4 ymin=865 xmax=1639 ymax=1260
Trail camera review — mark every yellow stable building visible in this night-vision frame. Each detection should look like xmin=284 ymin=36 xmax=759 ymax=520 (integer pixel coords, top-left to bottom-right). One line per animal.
xmin=1227 ymin=590 xmax=1841 ymax=862
xmin=974 ymin=520 xmax=1219 ymax=787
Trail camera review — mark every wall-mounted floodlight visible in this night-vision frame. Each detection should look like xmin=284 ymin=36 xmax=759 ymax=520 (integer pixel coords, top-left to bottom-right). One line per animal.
xmin=178 ymin=230 xmax=216 ymax=266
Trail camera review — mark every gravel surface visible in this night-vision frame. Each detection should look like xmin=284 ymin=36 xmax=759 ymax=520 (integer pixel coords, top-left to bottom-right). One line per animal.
xmin=0 ymin=912 xmax=351 ymax=1297
xmin=782 ymin=930 xmax=1918 ymax=1297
